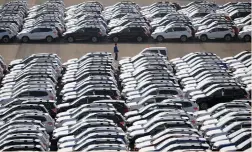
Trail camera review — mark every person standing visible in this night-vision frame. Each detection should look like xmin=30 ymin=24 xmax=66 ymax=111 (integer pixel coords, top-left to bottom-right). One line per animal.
xmin=114 ymin=43 xmax=119 ymax=60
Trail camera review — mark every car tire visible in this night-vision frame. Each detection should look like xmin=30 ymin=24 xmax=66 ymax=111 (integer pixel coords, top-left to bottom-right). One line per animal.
xmin=113 ymin=36 xmax=119 ymax=42
xmin=200 ymin=35 xmax=208 ymax=42
xmin=224 ymin=34 xmax=232 ymax=42
xmin=91 ymin=36 xmax=98 ymax=43
xmin=156 ymin=35 xmax=164 ymax=42
xmin=180 ymin=35 xmax=187 ymax=42
xmin=67 ymin=36 xmax=74 ymax=43
xmin=136 ymin=36 xmax=143 ymax=42
xmin=22 ymin=36 xmax=29 ymax=43
xmin=199 ymin=103 xmax=208 ymax=110
xmin=2 ymin=36 xmax=10 ymax=43
xmin=46 ymin=36 xmax=53 ymax=43
xmin=244 ymin=35 xmax=251 ymax=42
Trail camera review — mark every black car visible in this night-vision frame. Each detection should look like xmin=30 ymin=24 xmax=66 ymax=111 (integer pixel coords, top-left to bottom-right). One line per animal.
xmin=107 ymin=26 xmax=150 ymax=42
xmin=63 ymin=27 xmax=104 ymax=43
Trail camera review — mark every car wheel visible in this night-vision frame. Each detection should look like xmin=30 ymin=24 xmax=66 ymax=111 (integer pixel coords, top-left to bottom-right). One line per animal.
xmin=67 ymin=36 xmax=74 ymax=43
xmin=2 ymin=36 xmax=10 ymax=43
xmin=200 ymin=35 xmax=207 ymax=42
xmin=136 ymin=36 xmax=143 ymax=42
xmin=199 ymin=103 xmax=208 ymax=110
xmin=156 ymin=35 xmax=164 ymax=42
xmin=244 ymin=35 xmax=251 ymax=42
xmin=180 ymin=35 xmax=187 ymax=42
xmin=22 ymin=36 xmax=29 ymax=43
xmin=91 ymin=36 xmax=98 ymax=43
xmin=113 ymin=36 xmax=119 ymax=42
xmin=224 ymin=34 xmax=232 ymax=42
xmin=46 ymin=36 xmax=53 ymax=43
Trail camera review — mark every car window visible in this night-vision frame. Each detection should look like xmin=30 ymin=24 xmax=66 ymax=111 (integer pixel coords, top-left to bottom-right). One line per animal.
xmin=160 ymin=50 xmax=167 ymax=56
xmin=31 ymin=28 xmax=42 ymax=33
xmin=173 ymin=27 xmax=186 ymax=31
xmin=159 ymin=90 xmax=178 ymax=95
xmin=17 ymin=91 xmax=30 ymax=97
xmin=180 ymin=102 xmax=192 ymax=108
xmin=166 ymin=28 xmax=173 ymax=32
xmin=148 ymin=50 xmax=158 ymax=54
xmin=41 ymin=28 xmax=52 ymax=32
xmin=77 ymin=29 xmax=85 ymax=33
xmin=23 ymin=115 xmax=47 ymax=122
xmin=130 ymin=27 xmax=141 ymax=32
xmin=122 ymin=28 xmax=130 ymax=32
xmin=0 ymin=29 xmax=6 ymax=32
xmin=211 ymin=28 xmax=219 ymax=32
xmin=30 ymin=91 xmax=48 ymax=97
xmin=218 ymin=28 xmax=228 ymax=31
xmin=223 ymin=89 xmax=234 ymax=96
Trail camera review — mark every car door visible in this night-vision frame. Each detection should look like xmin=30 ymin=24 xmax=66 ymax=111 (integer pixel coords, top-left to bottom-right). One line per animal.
xmin=40 ymin=28 xmax=52 ymax=39
xmin=75 ymin=28 xmax=85 ymax=40
xmin=130 ymin=27 xmax=143 ymax=38
xmin=219 ymin=28 xmax=231 ymax=38
xmin=88 ymin=28 xmax=100 ymax=39
xmin=0 ymin=29 xmax=6 ymax=39
xmin=208 ymin=28 xmax=219 ymax=39
xmin=173 ymin=27 xmax=184 ymax=38
xmin=82 ymin=28 xmax=93 ymax=40
xmin=30 ymin=28 xmax=42 ymax=40
xmin=163 ymin=27 xmax=174 ymax=39
xmin=120 ymin=27 xmax=131 ymax=40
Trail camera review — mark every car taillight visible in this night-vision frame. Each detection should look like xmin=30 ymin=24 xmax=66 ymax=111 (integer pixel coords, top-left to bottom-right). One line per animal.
xmin=191 ymin=120 xmax=196 ymax=124
xmin=133 ymin=147 xmax=139 ymax=151
xmin=98 ymin=32 xmax=102 ymax=35
xmin=49 ymin=96 xmax=55 ymax=100
xmin=48 ymin=122 xmax=53 ymax=126
xmin=115 ymin=96 xmax=120 ymax=100
xmin=124 ymin=108 xmax=129 ymax=113
xmin=53 ymin=31 xmax=57 ymax=35
xmin=194 ymin=107 xmax=199 ymax=111
xmin=120 ymin=121 xmax=125 ymax=126
xmin=52 ymin=108 xmax=58 ymax=113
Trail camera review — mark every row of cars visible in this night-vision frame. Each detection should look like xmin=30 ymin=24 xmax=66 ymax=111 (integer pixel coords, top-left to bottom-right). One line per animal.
xmin=0 ymin=54 xmax=61 ymax=151
xmin=17 ymin=0 xmax=66 ymax=43
xmin=54 ymin=53 xmax=129 ymax=152
xmin=171 ymin=52 xmax=249 ymax=110
xmin=0 ymin=56 xmax=7 ymax=81
xmin=0 ymin=1 xmax=28 ymax=43
xmin=0 ymin=49 xmax=250 ymax=151
xmin=223 ymin=51 xmax=251 ymax=96
xmin=149 ymin=1 xmax=251 ymax=42
xmin=0 ymin=1 xmax=251 ymax=43
xmin=195 ymin=101 xmax=251 ymax=152
xmin=118 ymin=49 xmax=209 ymax=151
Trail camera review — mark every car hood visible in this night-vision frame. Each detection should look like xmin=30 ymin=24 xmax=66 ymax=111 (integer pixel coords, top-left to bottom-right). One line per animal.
xmin=198 ymin=25 xmax=208 ymax=31
xmin=9 ymin=59 xmax=23 ymax=66
xmin=152 ymin=27 xmax=165 ymax=34
xmin=195 ymin=30 xmax=207 ymax=35
xmin=108 ymin=30 xmax=119 ymax=35
xmin=63 ymin=29 xmax=76 ymax=35
xmin=18 ymin=29 xmax=31 ymax=35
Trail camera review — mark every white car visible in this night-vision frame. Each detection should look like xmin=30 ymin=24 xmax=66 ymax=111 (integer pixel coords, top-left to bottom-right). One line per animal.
xmin=238 ymin=26 xmax=251 ymax=42
xmin=195 ymin=26 xmax=235 ymax=42
xmin=151 ymin=25 xmax=192 ymax=42
xmin=17 ymin=27 xmax=59 ymax=43
xmin=0 ymin=28 xmax=16 ymax=43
